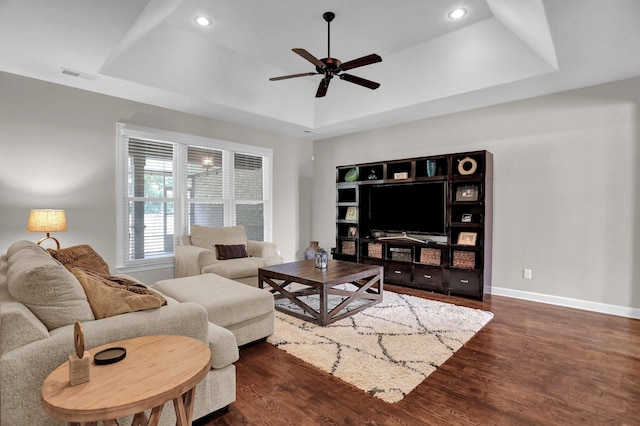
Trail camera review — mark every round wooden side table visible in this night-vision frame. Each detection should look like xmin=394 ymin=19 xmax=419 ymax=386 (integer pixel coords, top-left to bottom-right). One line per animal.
xmin=41 ymin=334 xmax=212 ymax=426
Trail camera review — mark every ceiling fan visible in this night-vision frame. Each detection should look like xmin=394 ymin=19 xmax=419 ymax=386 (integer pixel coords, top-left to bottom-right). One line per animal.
xmin=269 ymin=11 xmax=382 ymax=98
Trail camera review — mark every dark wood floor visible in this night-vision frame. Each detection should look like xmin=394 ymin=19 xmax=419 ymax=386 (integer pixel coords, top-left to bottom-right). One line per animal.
xmin=202 ymin=285 xmax=640 ymax=425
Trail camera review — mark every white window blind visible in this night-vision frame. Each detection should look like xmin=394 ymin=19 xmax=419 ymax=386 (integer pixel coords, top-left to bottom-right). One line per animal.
xmin=116 ymin=123 xmax=273 ymax=270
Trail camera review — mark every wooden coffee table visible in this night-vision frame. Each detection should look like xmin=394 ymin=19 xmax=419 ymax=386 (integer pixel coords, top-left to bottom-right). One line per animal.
xmin=259 ymin=259 xmax=383 ymax=326
xmin=41 ymin=334 xmax=211 ymax=426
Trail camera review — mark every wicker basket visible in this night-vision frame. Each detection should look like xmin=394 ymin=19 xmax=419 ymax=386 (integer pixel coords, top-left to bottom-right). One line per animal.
xmin=420 ymin=248 xmax=441 ymax=265
xmin=452 ymin=250 xmax=475 ymax=269
xmin=341 ymin=240 xmax=356 ymax=255
xmin=368 ymin=243 xmax=382 ymax=259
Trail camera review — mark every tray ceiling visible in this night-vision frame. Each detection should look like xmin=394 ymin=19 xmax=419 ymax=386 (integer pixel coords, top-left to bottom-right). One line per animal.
xmin=1 ymin=0 xmax=639 ymax=139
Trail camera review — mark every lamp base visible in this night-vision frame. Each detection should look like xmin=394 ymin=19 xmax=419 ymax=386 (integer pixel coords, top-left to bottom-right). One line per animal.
xmin=37 ymin=233 xmax=61 ymax=249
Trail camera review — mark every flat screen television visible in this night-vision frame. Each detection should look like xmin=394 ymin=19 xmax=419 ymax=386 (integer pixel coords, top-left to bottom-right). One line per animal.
xmin=367 ymin=182 xmax=446 ymax=235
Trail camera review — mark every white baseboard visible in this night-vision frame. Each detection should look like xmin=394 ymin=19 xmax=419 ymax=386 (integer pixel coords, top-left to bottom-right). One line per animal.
xmin=491 ymin=287 xmax=640 ymax=320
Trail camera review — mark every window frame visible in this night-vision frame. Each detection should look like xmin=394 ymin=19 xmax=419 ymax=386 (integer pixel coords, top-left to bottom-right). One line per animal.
xmin=116 ymin=123 xmax=273 ymax=272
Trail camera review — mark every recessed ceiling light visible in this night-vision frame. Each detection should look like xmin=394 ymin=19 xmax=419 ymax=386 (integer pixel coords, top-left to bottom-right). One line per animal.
xmin=195 ymin=16 xmax=212 ymax=26
xmin=448 ymin=7 xmax=468 ymax=20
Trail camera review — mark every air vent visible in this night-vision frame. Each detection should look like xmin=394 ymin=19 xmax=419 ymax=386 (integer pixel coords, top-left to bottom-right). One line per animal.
xmin=61 ymin=68 xmax=98 ymax=81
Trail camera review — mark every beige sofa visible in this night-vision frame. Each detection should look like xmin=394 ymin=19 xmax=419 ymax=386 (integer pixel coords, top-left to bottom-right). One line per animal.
xmin=0 ymin=241 xmax=239 ymax=426
xmin=175 ymin=225 xmax=283 ymax=286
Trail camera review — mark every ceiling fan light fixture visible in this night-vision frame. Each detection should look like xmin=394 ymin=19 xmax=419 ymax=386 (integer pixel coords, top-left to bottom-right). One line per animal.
xmin=194 ymin=15 xmax=212 ymax=27
xmin=448 ymin=7 xmax=468 ymax=20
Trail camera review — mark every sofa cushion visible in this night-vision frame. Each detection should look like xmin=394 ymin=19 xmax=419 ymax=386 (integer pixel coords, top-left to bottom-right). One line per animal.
xmin=202 ymin=256 xmax=281 ymax=280
xmin=70 ymin=268 xmax=167 ymax=319
xmin=0 ymin=256 xmax=49 ymax=355
xmin=48 ymin=244 xmax=110 ymax=274
xmin=215 ymin=244 xmax=248 ymax=260
xmin=190 ymin=225 xmax=248 ymax=252
xmin=6 ymin=240 xmax=37 ymax=258
xmin=7 ymin=243 xmax=94 ymax=330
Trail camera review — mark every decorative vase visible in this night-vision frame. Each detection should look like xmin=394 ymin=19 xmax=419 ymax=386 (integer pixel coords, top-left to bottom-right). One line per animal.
xmin=344 ymin=168 xmax=358 ymax=182
xmin=426 ymin=160 xmax=436 ymax=177
xmin=304 ymin=241 xmax=319 ymax=260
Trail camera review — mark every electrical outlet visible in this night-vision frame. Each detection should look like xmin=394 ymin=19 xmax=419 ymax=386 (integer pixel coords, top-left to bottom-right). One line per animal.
xmin=523 ymin=269 xmax=532 ymax=279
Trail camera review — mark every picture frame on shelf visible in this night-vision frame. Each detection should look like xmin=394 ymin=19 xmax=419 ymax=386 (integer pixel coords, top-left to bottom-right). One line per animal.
xmin=393 ymin=171 xmax=409 ymax=180
xmin=345 ymin=206 xmax=357 ymax=221
xmin=461 ymin=213 xmax=473 ymax=223
xmin=348 ymin=226 xmax=357 ymax=237
xmin=455 ymin=184 xmax=479 ymax=201
xmin=457 ymin=232 xmax=477 ymax=246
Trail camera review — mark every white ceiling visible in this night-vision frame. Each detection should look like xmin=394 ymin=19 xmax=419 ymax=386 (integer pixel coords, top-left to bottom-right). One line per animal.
xmin=1 ymin=0 xmax=640 ymax=140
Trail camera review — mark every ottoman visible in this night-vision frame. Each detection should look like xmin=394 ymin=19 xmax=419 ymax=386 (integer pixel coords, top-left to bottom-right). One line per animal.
xmin=153 ymin=273 xmax=274 ymax=346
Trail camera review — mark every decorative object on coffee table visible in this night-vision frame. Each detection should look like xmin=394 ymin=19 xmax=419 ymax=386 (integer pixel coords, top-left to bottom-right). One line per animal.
xmin=314 ymin=250 xmax=328 ymax=269
xmin=304 ymin=241 xmax=319 ymax=260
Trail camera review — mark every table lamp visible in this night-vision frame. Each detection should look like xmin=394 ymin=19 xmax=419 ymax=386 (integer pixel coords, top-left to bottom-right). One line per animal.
xmin=27 ymin=208 xmax=67 ymax=249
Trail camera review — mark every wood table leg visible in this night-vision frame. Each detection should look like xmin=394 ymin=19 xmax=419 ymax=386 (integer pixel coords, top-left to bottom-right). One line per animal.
xmin=172 ymin=387 xmax=196 ymax=426
xmin=146 ymin=405 xmax=164 ymax=425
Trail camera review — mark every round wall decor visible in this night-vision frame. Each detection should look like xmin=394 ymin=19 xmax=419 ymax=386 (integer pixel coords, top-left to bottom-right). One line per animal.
xmin=458 ymin=157 xmax=477 ymax=175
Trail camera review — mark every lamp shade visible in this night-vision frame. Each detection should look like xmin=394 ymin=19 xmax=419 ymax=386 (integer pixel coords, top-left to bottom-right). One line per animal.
xmin=27 ymin=209 xmax=67 ymax=232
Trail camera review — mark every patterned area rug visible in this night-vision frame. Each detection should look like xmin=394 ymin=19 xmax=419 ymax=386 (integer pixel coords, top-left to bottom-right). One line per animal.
xmin=267 ymin=287 xmax=493 ymax=403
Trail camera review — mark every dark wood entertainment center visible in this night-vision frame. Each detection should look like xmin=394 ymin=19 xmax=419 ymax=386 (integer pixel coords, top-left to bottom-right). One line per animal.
xmin=334 ymin=150 xmax=493 ymax=300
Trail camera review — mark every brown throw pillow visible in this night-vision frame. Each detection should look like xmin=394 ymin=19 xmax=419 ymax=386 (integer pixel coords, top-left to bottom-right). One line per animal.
xmin=70 ymin=268 xmax=167 ymax=319
xmin=48 ymin=244 xmax=110 ymax=274
xmin=215 ymin=244 xmax=249 ymax=260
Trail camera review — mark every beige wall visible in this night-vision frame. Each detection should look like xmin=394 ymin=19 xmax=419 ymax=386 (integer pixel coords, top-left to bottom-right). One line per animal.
xmin=313 ymin=77 xmax=640 ymax=313
xmin=0 ymin=72 xmax=313 ymax=283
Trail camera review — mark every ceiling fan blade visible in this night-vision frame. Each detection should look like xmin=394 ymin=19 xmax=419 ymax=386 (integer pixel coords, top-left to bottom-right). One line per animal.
xmin=340 ymin=73 xmax=380 ymax=90
xmin=315 ymin=78 xmax=331 ymax=97
xmin=340 ymin=54 xmax=382 ymax=71
xmin=269 ymin=72 xmax=317 ymax=81
xmin=293 ymin=48 xmax=325 ymax=68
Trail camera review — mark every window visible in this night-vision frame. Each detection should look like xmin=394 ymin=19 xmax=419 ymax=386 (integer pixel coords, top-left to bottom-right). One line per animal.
xmin=116 ymin=123 xmax=273 ymax=270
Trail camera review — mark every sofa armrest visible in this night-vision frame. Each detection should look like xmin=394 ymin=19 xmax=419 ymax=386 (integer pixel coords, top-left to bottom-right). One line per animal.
xmin=175 ymin=245 xmax=219 ymax=278
xmin=247 ymin=240 xmax=278 ymax=258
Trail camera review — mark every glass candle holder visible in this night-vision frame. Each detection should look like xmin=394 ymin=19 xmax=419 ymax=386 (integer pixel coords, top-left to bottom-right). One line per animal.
xmin=315 ymin=251 xmax=328 ymax=269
